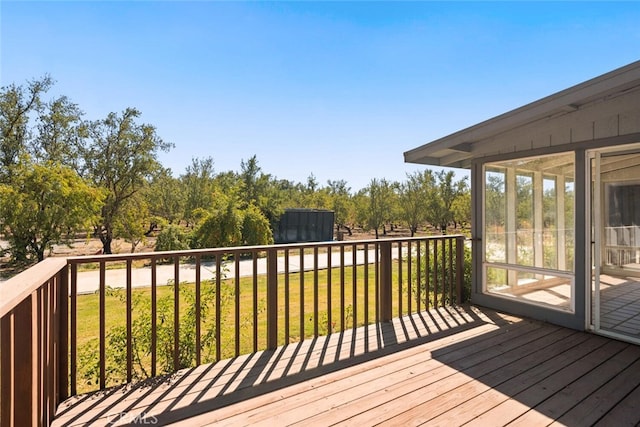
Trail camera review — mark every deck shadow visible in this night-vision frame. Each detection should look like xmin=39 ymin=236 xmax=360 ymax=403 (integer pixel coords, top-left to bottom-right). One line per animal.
xmin=54 ymin=304 xmax=493 ymax=426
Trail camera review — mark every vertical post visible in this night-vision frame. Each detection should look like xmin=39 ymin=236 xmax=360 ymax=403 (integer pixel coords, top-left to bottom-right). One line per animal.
xmin=14 ymin=297 xmax=34 ymax=426
xmin=534 ymin=171 xmax=544 ymax=269
xmin=58 ymin=265 xmax=69 ymax=401
xmin=1 ymin=312 xmax=11 ymax=423
xmin=253 ymin=252 xmax=258 ymax=352
xmin=215 ymin=254 xmax=222 ymax=361
xmin=195 ymin=255 xmax=201 ymax=366
xmin=506 ymin=167 xmax=518 ymax=287
xmin=267 ymin=248 xmax=278 ymax=350
xmin=70 ymin=263 xmax=77 ymax=396
xmin=379 ymin=241 xmax=392 ymax=322
xmin=126 ymin=259 xmax=132 ymax=383
xmin=151 ymin=258 xmax=157 ymax=377
xmin=173 ymin=256 xmax=180 ymax=371
xmin=456 ymin=236 xmax=465 ymax=304
xmin=99 ymin=261 xmax=105 ymax=389
xmin=314 ymin=247 xmax=319 ymax=337
xmin=285 ymin=249 xmax=291 ymax=343
xmin=557 ymin=174 xmax=567 ymax=271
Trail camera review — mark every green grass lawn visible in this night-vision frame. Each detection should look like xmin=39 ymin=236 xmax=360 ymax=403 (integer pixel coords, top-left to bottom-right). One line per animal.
xmin=74 ymin=259 xmax=457 ymax=393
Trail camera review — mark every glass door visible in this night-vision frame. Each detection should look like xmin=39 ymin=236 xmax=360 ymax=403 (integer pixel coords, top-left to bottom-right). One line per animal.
xmin=590 ymin=145 xmax=640 ymax=344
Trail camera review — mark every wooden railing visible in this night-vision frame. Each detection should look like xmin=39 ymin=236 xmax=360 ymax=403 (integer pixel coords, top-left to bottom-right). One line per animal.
xmin=0 ymin=258 xmax=69 ymax=427
xmin=0 ymin=235 xmax=466 ymax=426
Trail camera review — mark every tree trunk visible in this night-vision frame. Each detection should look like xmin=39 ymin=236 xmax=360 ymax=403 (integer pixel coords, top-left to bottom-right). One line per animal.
xmin=374 ymin=228 xmax=379 ymax=239
xmin=100 ymin=230 xmax=113 ymax=254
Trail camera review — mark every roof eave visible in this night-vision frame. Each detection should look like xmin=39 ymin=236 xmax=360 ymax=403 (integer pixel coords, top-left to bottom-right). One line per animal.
xmin=405 ymin=60 xmax=640 ymax=168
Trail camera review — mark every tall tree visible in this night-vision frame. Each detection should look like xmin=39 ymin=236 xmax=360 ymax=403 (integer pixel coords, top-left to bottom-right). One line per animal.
xmin=363 ymin=178 xmax=395 ymax=239
xmin=181 ymin=156 xmax=215 ymax=226
xmin=0 ymin=75 xmax=53 ymax=182
xmin=113 ymin=193 xmax=150 ymax=253
xmin=81 ymin=108 xmax=172 ymax=254
xmin=399 ymin=171 xmax=431 ymax=236
xmin=0 ymin=161 xmax=103 ymax=263
xmin=239 ymin=155 xmax=283 ymax=224
xmin=425 ymin=170 xmax=468 ymax=234
xmin=32 ymin=95 xmax=86 ymax=168
xmin=327 ymin=179 xmax=353 ymax=235
xmin=145 ymin=168 xmax=184 ymax=228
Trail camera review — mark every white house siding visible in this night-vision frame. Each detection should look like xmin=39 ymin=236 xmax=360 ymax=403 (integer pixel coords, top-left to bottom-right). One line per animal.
xmin=472 ymin=87 xmax=640 ymax=161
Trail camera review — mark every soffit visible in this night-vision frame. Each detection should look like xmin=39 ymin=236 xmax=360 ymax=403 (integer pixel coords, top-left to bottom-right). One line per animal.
xmin=404 ymin=60 xmax=640 ymax=169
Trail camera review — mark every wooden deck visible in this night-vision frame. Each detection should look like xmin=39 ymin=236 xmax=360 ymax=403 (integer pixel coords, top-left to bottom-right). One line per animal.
xmin=52 ymin=305 xmax=640 ymax=427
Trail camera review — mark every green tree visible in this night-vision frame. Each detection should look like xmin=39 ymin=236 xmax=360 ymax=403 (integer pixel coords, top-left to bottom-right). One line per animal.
xmin=113 ymin=194 xmax=150 ymax=253
xmin=154 ymin=224 xmax=191 ymax=252
xmin=81 ymin=108 xmax=172 ymax=254
xmin=398 ymin=171 xmax=430 ymax=236
xmin=425 ymin=170 xmax=468 ymax=234
xmin=451 ymin=190 xmax=471 ymax=230
xmin=32 ymin=95 xmax=86 ymax=168
xmin=327 ymin=179 xmax=353 ymax=235
xmin=362 ymin=178 xmax=395 ymax=239
xmin=238 ymin=155 xmax=283 ymax=224
xmin=145 ymin=168 xmax=185 ymax=228
xmin=0 ymin=161 xmax=103 ymax=263
xmin=0 ymin=75 xmax=53 ymax=182
xmin=181 ymin=157 xmax=215 ymax=227
xmin=191 ymin=199 xmax=243 ymax=249
xmin=241 ymin=204 xmax=274 ymax=246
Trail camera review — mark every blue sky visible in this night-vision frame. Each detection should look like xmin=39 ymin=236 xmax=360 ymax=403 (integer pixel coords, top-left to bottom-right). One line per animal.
xmin=2 ymin=1 xmax=639 ymax=191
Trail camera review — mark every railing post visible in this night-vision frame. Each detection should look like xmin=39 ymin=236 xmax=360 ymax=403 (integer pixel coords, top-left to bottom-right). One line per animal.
xmin=0 ymin=297 xmax=34 ymax=426
xmin=267 ymin=248 xmax=278 ymax=349
xmin=379 ymin=241 xmax=392 ymax=322
xmin=456 ymin=236 xmax=465 ymax=304
xmin=58 ymin=265 xmax=69 ymax=402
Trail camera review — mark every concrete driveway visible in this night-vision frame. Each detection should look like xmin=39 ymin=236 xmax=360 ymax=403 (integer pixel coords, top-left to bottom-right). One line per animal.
xmin=74 ymin=248 xmax=391 ymax=295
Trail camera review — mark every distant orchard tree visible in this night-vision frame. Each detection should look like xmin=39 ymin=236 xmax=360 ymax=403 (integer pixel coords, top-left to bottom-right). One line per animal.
xmin=192 ymin=202 xmax=243 ymax=249
xmin=425 ymin=170 xmax=469 ymax=234
xmin=241 ymin=204 xmax=274 ymax=246
xmin=145 ymin=168 xmax=185 ymax=228
xmin=154 ymin=224 xmax=191 ymax=252
xmin=113 ymin=194 xmax=150 ymax=253
xmin=327 ymin=179 xmax=353 ymax=235
xmin=181 ymin=156 xmax=215 ymax=227
xmin=362 ymin=178 xmax=395 ymax=239
xmin=399 ymin=171 xmax=431 ymax=237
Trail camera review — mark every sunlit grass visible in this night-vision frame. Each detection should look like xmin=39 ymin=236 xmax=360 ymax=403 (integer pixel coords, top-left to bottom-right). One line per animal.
xmin=73 ymin=254 xmax=461 ymax=393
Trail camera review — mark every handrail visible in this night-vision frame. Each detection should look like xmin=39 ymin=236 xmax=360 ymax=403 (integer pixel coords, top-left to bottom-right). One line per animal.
xmin=1 ymin=257 xmax=68 ymax=427
xmin=0 ymin=257 xmax=67 ymax=318
xmin=65 ymin=235 xmax=466 ymax=263
xmin=0 ymin=234 xmax=468 ymax=426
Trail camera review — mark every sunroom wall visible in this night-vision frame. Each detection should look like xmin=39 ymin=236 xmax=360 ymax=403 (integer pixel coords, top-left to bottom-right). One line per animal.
xmin=482 ymin=153 xmax=575 ymax=313
xmin=471 ymin=150 xmax=588 ymax=329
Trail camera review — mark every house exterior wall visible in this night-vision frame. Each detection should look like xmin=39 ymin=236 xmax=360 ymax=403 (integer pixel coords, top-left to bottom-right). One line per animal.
xmin=468 ymin=87 xmax=640 ymax=162
xmin=468 ymin=88 xmax=640 ymax=331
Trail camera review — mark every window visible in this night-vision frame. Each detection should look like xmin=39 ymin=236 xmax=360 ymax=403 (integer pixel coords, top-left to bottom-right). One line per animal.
xmin=483 ymin=153 xmax=575 ymax=311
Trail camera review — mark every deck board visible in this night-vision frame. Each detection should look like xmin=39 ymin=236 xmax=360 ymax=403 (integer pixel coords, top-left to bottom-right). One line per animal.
xmin=52 ymin=305 xmax=640 ymax=427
